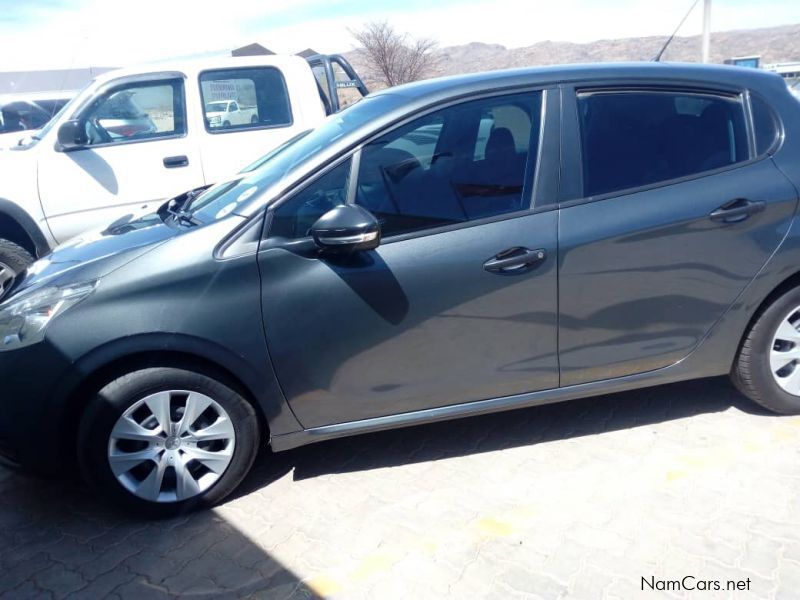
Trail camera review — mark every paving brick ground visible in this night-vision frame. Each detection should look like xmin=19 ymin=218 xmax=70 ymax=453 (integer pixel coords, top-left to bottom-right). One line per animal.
xmin=1 ymin=376 xmax=799 ymax=599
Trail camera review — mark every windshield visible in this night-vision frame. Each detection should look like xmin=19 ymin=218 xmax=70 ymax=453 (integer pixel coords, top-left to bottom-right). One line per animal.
xmin=185 ymin=94 xmax=401 ymax=223
xmin=206 ymin=102 xmax=228 ymax=112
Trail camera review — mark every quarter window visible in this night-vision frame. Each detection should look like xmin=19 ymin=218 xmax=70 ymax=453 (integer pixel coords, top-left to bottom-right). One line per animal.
xmin=81 ymin=79 xmax=185 ymax=145
xmin=200 ymin=67 xmax=292 ymax=132
xmin=577 ymin=90 xmax=749 ymax=197
xmin=751 ymin=94 xmax=779 ymax=155
xmin=355 ymin=92 xmax=542 ymax=237
xmin=270 ymin=159 xmax=351 ymax=239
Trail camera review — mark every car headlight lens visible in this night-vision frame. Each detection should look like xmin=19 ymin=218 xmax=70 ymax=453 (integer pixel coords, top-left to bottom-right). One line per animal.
xmin=209 ymin=116 xmax=221 ymax=124
xmin=0 ymin=281 xmax=96 ymax=351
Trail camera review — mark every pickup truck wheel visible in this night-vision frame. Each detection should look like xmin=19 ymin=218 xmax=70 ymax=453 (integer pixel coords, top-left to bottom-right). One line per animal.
xmin=222 ymin=120 xmax=231 ymax=128
xmin=250 ymin=115 xmax=258 ymax=124
xmin=78 ymin=367 xmax=260 ymax=515
xmin=732 ymin=286 xmax=800 ymax=414
xmin=0 ymin=238 xmax=34 ymax=297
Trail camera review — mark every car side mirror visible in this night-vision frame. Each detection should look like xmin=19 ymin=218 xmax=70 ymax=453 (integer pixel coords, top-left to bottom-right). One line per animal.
xmin=311 ymin=205 xmax=381 ymax=253
xmin=56 ymin=119 xmax=88 ymax=150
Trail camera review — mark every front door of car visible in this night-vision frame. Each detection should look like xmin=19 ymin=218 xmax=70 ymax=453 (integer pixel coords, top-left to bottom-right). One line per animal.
xmin=557 ymin=86 xmax=798 ymax=386
xmin=258 ymin=89 xmax=561 ymax=428
xmin=38 ymin=76 xmax=204 ymax=243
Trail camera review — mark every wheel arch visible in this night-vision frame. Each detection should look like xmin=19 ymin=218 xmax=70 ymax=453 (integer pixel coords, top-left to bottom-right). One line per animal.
xmin=736 ymin=269 xmax=800 ymax=359
xmin=55 ymin=335 xmax=302 ymax=468
xmin=0 ymin=198 xmax=51 ymax=258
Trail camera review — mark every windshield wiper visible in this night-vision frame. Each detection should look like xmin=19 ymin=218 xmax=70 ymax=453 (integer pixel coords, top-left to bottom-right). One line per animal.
xmin=165 ymin=204 xmax=203 ymax=226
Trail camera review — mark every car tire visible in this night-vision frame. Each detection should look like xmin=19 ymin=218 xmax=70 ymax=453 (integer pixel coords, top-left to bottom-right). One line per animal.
xmin=78 ymin=367 xmax=260 ymax=515
xmin=0 ymin=238 xmax=34 ymax=296
xmin=222 ymin=120 xmax=231 ymax=128
xmin=732 ymin=286 xmax=800 ymax=414
xmin=250 ymin=115 xmax=258 ymax=124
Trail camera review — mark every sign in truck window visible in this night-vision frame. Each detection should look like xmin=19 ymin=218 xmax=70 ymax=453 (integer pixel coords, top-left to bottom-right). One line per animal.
xmin=199 ymin=67 xmax=292 ymax=132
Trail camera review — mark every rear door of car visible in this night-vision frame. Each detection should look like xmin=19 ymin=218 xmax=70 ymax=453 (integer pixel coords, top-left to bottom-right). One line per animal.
xmin=557 ymin=82 xmax=798 ymax=386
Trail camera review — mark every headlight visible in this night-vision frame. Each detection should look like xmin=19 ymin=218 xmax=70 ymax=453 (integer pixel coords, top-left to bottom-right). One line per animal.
xmin=209 ymin=116 xmax=221 ymax=124
xmin=0 ymin=281 xmax=96 ymax=351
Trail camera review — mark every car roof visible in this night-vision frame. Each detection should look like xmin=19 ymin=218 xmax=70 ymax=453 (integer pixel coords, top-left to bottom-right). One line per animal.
xmin=371 ymin=61 xmax=788 ymax=103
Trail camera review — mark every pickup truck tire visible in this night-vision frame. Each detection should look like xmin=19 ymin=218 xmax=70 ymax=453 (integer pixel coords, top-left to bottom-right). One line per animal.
xmin=0 ymin=238 xmax=34 ymax=294
xmin=732 ymin=285 xmax=800 ymax=415
xmin=250 ymin=115 xmax=258 ymax=124
xmin=222 ymin=120 xmax=231 ymax=128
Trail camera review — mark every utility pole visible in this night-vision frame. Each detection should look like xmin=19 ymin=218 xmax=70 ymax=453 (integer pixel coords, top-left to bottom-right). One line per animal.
xmin=702 ymin=0 xmax=712 ymax=63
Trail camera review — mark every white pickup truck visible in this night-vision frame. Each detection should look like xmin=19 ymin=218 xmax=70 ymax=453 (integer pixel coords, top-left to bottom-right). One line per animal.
xmin=0 ymin=53 xmax=366 ymax=279
xmin=204 ymin=99 xmax=259 ymax=129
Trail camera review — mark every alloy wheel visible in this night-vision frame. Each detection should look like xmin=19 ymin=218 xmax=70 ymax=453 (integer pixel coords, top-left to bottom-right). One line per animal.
xmin=770 ymin=306 xmax=800 ymax=396
xmin=107 ymin=390 xmax=236 ymax=503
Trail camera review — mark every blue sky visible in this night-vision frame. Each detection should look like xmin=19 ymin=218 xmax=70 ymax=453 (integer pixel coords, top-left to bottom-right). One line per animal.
xmin=1 ymin=0 xmax=799 ymax=70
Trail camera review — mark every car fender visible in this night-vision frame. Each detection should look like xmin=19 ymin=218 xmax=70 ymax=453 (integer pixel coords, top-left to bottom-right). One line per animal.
xmin=51 ymin=331 xmax=303 ymax=440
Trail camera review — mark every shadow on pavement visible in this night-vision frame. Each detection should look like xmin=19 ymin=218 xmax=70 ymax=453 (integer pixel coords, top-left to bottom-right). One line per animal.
xmin=0 ymin=468 xmax=318 ymax=598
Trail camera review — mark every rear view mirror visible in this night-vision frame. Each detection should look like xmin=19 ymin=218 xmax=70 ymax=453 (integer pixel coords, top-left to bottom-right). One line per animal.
xmin=56 ymin=119 xmax=88 ymax=151
xmin=311 ymin=205 xmax=381 ymax=253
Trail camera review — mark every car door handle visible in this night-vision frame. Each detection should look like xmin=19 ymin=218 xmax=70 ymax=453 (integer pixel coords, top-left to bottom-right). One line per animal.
xmin=484 ymin=247 xmax=546 ymax=274
xmin=163 ymin=155 xmax=189 ymax=169
xmin=709 ymin=198 xmax=765 ymax=223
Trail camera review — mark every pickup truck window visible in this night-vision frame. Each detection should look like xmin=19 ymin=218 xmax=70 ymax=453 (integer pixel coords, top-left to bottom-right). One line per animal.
xmin=577 ymin=89 xmax=749 ymax=198
xmin=81 ymin=79 xmax=185 ymax=145
xmin=200 ymin=67 xmax=292 ymax=133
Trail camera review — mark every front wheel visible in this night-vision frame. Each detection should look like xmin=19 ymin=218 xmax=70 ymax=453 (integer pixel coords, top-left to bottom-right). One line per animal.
xmin=732 ymin=286 xmax=800 ymax=414
xmin=78 ymin=367 xmax=260 ymax=514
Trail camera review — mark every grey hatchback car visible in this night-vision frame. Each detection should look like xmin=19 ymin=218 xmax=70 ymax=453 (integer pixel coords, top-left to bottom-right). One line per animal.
xmin=2 ymin=63 xmax=800 ymax=513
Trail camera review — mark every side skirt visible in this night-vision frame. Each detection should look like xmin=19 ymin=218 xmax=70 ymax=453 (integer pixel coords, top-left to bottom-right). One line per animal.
xmin=269 ymin=358 xmax=718 ymax=452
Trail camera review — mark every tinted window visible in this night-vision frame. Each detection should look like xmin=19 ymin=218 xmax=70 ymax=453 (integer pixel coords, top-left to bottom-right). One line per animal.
xmin=200 ymin=67 xmax=291 ymax=132
xmin=355 ymin=92 xmax=541 ymax=237
xmin=270 ymin=159 xmax=351 ymax=239
xmin=751 ymin=94 xmax=779 ymax=155
xmin=82 ymin=80 xmax=184 ymax=144
xmin=578 ymin=90 xmax=749 ymax=197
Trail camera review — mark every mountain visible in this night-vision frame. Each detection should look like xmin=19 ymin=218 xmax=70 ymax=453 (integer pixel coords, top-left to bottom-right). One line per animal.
xmin=346 ymin=23 xmax=800 ymax=88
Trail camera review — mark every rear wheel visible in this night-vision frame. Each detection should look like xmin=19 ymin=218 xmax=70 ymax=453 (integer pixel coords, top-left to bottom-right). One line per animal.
xmin=78 ymin=367 xmax=260 ymax=514
xmin=733 ymin=286 xmax=800 ymax=414
xmin=0 ymin=238 xmax=34 ymax=297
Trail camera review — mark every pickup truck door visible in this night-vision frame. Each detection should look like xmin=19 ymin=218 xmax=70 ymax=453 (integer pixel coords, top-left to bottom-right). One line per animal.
xmin=557 ymin=85 xmax=798 ymax=386
xmin=196 ymin=64 xmax=326 ymax=182
xmin=38 ymin=76 xmax=203 ymax=243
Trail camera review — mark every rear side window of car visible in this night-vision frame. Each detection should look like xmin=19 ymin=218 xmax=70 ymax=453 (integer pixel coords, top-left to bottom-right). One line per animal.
xmin=577 ymin=90 xmax=749 ymax=198
xmin=200 ymin=67 xmax=292 ymax=133
xmin=751 ymin=94 xmax=780 ymax=155
xmin=355 ymin=91 xmax=542 ymax=237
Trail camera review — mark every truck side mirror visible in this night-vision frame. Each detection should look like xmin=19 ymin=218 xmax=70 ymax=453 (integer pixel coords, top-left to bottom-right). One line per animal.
xmin=57 ymin=120 xmax=89 ymax=151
